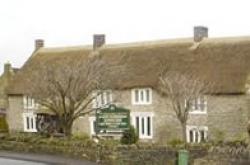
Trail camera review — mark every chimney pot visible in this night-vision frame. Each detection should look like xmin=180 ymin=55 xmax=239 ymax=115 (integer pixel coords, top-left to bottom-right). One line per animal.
xmin=93 ymin=34 xmax=105 ymax=49
xmin=4 ymin=62 xmax=11 ymax=75
xmin=194 ymin=26 xmax=208 ymax=42
xmin=35 ymin=39 xmax=44 ymax=50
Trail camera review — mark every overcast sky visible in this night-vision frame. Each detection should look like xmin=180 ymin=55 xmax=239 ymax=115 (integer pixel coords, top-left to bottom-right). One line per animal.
xmin=0 ymin=0 xmax=250 ymax=73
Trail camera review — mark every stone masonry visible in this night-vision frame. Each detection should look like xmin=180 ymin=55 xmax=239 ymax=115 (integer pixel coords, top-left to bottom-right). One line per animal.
xmin=6 ymin=89 xmax=250 ymax=143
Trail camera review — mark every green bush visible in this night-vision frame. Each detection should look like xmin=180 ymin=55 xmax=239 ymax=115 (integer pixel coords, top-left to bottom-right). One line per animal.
xmin=71 ymin=133 xmax=90 ymax=141
xmin=0 ymin=117 xmax=8 ymax=133
xmin=120 ymin=125 xmax=138 ymax=145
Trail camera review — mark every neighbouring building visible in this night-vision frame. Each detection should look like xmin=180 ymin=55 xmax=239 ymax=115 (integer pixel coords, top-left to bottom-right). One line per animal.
xmin=5 ymin=26 xmax=250 ymax=143
xmin=0 ymin=63 xmax=18 ymax=116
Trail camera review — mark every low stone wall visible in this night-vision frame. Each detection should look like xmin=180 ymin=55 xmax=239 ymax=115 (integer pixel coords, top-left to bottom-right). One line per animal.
xmin=0 ymin=137 xmax=208 ymax=165
xmin=194 ymin=144 xmax=250 ymax=165
xmin=110 ymin=145 xmax=178 ymax=165
xmin=0 ymin=139 xmax=99 ymax=161
xmin=105 ymin=145 xmax=207 ymax=165
xmin=2 ymin=135 xmax=250 ymax=165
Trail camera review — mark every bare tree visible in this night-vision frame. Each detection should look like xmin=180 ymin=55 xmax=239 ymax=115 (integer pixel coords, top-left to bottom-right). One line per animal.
xmin=159 ymin=69 xmax=210 ymax=144
xmin=25 ymin=54 xmax=124 ymax=136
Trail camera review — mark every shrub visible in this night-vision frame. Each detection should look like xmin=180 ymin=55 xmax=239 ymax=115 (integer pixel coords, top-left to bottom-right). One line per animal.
xmin=100 ymin=139 xmax=120 ymax=149
xmin=5 ymin=132 xmax=42 ymax=142
xmin=71 ymin=133 xmax=90 ymax=141
xmin=0 ymin=117 xmax=8 ymax=133
xmin=120 ymin=125 xmax=138 ymax=145
xmin=223 ymin=133 xmax=249 ymax=147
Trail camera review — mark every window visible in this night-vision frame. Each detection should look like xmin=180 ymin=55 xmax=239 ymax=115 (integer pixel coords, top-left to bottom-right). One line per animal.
xmin=188 ymin=96 xmax=207 ymax=114
xmin=92 ymin=91 xmax=112 ymax=108
xmin=23 ymin=96 xmax=36 ymax=109
xmin=89 ymin=116 xmax=96 ymax=135
xmin=131 ymin=112 xmax=154 ymax=139
xmin=186 ymin=125 xmax=208 ymax=143
xmin=132 ymin=88 xmax=152 ymax=105
xmin=23 ymin=112 xmax=37 ymax=132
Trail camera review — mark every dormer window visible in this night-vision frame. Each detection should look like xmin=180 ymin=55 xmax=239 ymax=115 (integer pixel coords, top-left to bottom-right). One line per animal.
xmin=132 ymin=88 xmax=152 ymax=105
xmin=23 ymin=96 xmax=36 ymax=109
xmin=186 ymin=96 xmax=207 ymax=114
xmin=92 ymin=90 xmax=112 ymax=108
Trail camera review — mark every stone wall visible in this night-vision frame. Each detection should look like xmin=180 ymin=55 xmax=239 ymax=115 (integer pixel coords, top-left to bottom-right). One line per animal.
xmin=7 ymin=95 xmax=24 ymax=132
xmin=2 ymin=132 xmax=250 ymax=165
xmin=117 ymin=91 xmax=250 ymax=142
xmin=117 ymin=89 xmax=183 ymax=142
xmin=194 ymin=144 xmax=250 ymax=165
xmin=72 ymin=116 xmax=91 ymax=134
xmin=208 ymin=95 xmax=249 ymax=142
xmin=0 ymin=135 xmax=208 ymax=165
xmin=71 ymin=89 xmax=184 ymax=143
xmin=112 ymin=145 xmax=250 ymax=165
xmin=104 ymin=145 xmax=208 ymax=165
xmin=7 ymin=89 xmax=250 ymax=143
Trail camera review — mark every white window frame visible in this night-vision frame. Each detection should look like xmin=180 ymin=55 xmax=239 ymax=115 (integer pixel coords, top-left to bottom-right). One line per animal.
xmin=23 ymin=96 xmax=37 ymax=110
xmin=131 ymin=112 xmax=154 ymax=139
xmin=131 ymin=88 xmax=152 ymax=105
xmin=23 ymin=112 xmax=37 ymax=132
xmin=186 ymin=125 xmax=208 ymax=143
xmin=92 ymin=90 xmax=113 ymax=109
xmin=89 ymin=116 xmax=96 ymax=135
xmin=188 ymin=97 xmax=207 ymax=114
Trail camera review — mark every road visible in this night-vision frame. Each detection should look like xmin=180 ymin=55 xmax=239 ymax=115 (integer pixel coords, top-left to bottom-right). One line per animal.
xmin=0 ymin=157 xmax=48 ymax=165
xmin=0 ymin=151 xmax=98 ymax=165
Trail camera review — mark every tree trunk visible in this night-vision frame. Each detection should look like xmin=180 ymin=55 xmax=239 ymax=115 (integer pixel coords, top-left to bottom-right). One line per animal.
xmin=63 ymin=123 xmax=73 ymax=137
xmin=181 ymin=122 xmax=187 ymax=146
xmin=60 ymin=119 xmax=73 ymax=137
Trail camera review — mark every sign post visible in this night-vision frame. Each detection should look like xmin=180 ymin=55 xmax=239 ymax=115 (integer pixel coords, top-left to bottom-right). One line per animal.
xmin=96 ymin=104 xmax=130 ymax=134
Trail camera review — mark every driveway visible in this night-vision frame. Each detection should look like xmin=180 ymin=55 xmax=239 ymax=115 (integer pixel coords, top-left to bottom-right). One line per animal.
xmin=0 ymin=151 xmax=98 ymax=165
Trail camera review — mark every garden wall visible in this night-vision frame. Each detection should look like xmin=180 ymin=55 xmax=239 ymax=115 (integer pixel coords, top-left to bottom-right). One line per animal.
xmin=107 ymin=145 xmax=207 ymax=165
xmin=0 ymin=134 xmax=208 ymax=165
xmin=194 ymin=144 xmax=250 ymax=165
xmin=1 ymin=134 xmax=250 ymax=165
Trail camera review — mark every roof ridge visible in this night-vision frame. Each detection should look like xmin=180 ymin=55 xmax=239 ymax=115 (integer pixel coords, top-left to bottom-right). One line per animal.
xmin=33 ymin=36 xmax=250 ymax=51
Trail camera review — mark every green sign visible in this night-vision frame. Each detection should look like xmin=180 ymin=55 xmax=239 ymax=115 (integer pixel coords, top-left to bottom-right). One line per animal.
xmin=96 ymin=105 xmax=130 ymax=133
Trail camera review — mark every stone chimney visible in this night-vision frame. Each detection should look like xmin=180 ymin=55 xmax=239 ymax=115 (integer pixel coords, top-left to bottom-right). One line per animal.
xmin=194 ymin=26 xmax=208 ymax=42
xmin=4 ymin=62 xmax=11 ymax=75
xmin=93 ymin=34 xmax=105 ymax=50
xmin=35 ymin=39 xmax=44 ymax=51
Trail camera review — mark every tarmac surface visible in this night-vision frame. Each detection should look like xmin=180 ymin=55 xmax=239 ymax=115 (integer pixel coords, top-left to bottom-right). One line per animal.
xmin=0 ymin=151 xmax=98 ymax=165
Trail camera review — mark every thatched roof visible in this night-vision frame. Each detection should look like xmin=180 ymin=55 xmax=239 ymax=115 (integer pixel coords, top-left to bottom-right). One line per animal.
xmin=7 ymin=36 xmax=250 ymax=95
xmin=0 ymin=65 xmax=17 ymax=108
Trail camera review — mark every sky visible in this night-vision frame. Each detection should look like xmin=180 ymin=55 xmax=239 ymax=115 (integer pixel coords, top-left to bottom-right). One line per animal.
xmin=0 ymin=0 xmax=250 ymax=73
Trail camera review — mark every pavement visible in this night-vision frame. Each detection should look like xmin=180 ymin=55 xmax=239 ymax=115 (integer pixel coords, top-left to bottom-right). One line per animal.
xmin=0 ymin=151 xmax=98 ymax=165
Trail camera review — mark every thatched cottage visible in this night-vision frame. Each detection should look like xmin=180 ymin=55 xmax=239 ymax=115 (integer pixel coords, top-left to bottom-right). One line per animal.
xmin=5 ymin=26 xmax=250 ymax=143
xmin=0 ymin=63 xmax=18 ymax=116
